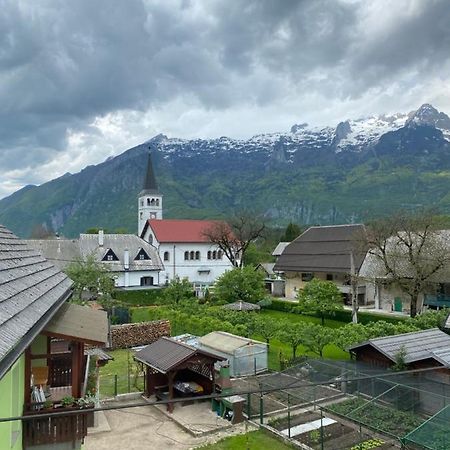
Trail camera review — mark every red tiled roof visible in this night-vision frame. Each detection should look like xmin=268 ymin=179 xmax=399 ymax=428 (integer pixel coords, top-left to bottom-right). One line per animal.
xmin=147 ymin=219 xmax=220 ymax=243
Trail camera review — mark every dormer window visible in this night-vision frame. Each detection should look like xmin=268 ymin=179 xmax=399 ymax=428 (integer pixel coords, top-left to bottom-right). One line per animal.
xmin=102 ymin=249 xmax=119 ymax=262
xmin=135 ymin=248 xmax=150 ymax=261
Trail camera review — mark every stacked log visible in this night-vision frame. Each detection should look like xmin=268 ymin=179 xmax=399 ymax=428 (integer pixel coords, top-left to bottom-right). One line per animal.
xmin=109 ymin=320 xmax=170 ymax=349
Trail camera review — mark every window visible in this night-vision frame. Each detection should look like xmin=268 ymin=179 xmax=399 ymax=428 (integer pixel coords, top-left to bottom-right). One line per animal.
xmin=190 ymin=251 xmax=195 ymax=260
xmin=184 ymin=251 xmax=189 ymax=260
xmin=218 ymin=250 xmax=223 ymax=259
xmin=164 ymin=251 xmax=170 ymax=261
xmin=140 ymin=276 xmax=154 ymax=286
xmin=156 ymin=199 xmax=160 ymax=206
xmin=195 ymin=251 xmax=200 ymax=260
xmin=135 ymin=248 xmax=150 ymax=261
xmin=207 ymin=251 xmax=212 ymax=260
xmin=301 ymin=272 xmax=313 ymax=282
xmin=212 ymin=250 xmax=217 ymax=259
xmin=147 ymin=198 xmax=151 ymax=205
xmin=140 ymin=200 xmax=144 ymax=206
xmin=326 ymin=274 xmax=333 ymax=281
xmin=102 ymin=249 xmax=118 ymax=262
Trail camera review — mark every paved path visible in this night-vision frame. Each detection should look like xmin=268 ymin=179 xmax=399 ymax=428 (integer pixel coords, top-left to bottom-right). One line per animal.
xmin=85 ymin=402 xmax=252 ymax=450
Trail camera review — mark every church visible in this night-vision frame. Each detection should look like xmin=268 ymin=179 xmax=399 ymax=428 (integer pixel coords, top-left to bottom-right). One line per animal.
xmin=138 ymin=154 xmax=234 ymax=289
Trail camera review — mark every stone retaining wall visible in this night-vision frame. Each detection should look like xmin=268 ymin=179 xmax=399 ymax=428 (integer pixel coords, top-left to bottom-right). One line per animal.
xmin=109 ymin=320 xmax=170 ymax=349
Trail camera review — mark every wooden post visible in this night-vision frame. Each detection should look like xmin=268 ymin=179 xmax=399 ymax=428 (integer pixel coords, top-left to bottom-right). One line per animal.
xmin=71 ymin=342 xmax=81 ymax=398
xmin=168 ymin=371 xmax=176 ymax=413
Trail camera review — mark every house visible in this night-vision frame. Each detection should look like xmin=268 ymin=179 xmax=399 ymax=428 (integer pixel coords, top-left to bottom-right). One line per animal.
xmin=256 ymin=263 xmax=285 ymax=296
xmin=24 ymin=231 xmax=163 ymax=289
xmin=273 ymin=224 xmax=368 ymax=302
xmin=138 ymin=154 xmax=233 ymax=287
xmin=0 ymin=224 xmax=108 ymax=450
xmin=359 ymin=230 xmax=450 ymax=313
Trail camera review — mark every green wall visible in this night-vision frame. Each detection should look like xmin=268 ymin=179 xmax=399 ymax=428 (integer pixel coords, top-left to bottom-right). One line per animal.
xmin=0 ymin=355 xmax=25 ymax=450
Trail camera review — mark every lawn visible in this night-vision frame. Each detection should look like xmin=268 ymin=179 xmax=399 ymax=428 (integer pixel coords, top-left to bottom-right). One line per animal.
xmin=98 ymin=349 xmax=144 ymax=398
xmin=198 ymin=430 xmax=295 ymax=449
xmin=259 ymin=309 xmax=346 ymax=328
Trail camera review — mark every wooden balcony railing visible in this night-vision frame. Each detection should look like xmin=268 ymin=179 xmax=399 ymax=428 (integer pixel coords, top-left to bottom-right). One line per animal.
xmin=23 ymin=406 xmax=93 ymax=449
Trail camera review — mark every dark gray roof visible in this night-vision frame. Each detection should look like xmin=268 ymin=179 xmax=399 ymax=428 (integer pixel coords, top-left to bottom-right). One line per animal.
xmin=349 ymin=328 xmax=450 ymax=366
xmin=0 ymin=225 xmax=73 ymax=379
xmin=139 ymin=153 xmax=160 ymax=196
xmin=24 ymin=234 xmax=163 ymax=272
xmin=223 ymin=301 xmax=261 ymax=311
xmin=134 ymin=336 xmax=222 ymax=373
xmin=274 ymin=224 xmax=366 ymax=274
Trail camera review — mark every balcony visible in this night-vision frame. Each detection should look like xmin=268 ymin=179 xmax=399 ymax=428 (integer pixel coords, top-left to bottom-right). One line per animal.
xmin=424 ymin=294 xmax=450 ymax=308
xmin=23 ymin=405 xmax=93 ymax=449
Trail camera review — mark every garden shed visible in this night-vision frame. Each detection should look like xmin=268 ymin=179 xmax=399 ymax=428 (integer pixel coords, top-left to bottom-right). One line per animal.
xmin=198 ymin=331 xmax=268 ymax=377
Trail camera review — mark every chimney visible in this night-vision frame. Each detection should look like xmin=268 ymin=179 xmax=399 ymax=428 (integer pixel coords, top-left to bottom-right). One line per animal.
xmin=124 ymin=249 xmax=130 ymax=270
xmin=98 ymin=229 xmax=104 ymax=247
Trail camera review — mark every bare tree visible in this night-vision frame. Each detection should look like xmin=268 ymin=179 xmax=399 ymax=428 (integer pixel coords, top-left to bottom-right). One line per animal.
xmin=365 ymin=212 xmax=450 ymax=318
xmin=203 ymin=214 xmax=266 ymax=267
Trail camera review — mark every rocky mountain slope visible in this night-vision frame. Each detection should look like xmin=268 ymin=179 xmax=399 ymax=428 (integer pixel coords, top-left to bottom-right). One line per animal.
xmin=2 ymin=104 xmax=450 ymax=238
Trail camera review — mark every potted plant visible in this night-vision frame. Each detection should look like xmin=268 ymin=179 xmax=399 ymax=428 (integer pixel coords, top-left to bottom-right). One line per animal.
xmin=61 ymin=396 xmax=75 ymax=408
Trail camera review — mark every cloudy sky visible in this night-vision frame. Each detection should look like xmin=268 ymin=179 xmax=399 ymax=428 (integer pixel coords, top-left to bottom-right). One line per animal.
xmin=1 ymin=0 xmax=450 ymax=199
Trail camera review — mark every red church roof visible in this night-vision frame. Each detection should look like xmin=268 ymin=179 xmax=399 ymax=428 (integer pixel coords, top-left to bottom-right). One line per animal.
xmin=146 ymin=219 xmax=220 ymax=243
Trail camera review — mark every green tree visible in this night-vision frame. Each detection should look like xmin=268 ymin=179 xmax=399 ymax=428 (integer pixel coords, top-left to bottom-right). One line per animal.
xmin=302 ymin=324 xmax=335 ymax=358
xmin=255 ymin=318 xmax=280 ymax=345
xmin=65 ymin=255 xmax=116 ymax=305
xmin=214 ymin=266 xmax=265 ymax=304
xmin=281 ymin=222 xmax=302 ymax=242
xmin=277 ymin=322 xmax=305 ymax=358
xmin=163 ymin=276 xmax=195 ymax=305
xmin=296 ymin=278 xmax=343 ymax=325
xmin=334 ymin=323 xmax=370 ymax=352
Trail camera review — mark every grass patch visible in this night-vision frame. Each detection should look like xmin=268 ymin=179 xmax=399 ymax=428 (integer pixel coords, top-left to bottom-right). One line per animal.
xmin=98 ymin=349 xmax=144 ymax=398
xmin=113 ymin=288 xmax=165 ymax=306
xmin=199 ymin=430 xmax=295 ymax=449
xmin=260 ymin=309 xmax=346 ymax=328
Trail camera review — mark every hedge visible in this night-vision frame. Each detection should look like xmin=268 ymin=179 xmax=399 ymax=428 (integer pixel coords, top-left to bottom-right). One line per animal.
xmin=265 ymin=299 xmax=405 ymax=324
xmin=113 ymin=288 xmax=166 ymax=306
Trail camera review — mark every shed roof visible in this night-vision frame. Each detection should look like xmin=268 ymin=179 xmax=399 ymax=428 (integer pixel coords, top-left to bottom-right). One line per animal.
xmin=0 ymin=225 xmax=73 ymax=380
xmin=349 ymin=328 xmax=450 ymax=366
xmin=273 ymin=224 xmax=366 ymax=274
xmin=43 ymin=303 xmax=108 ymax=345
xmin=199 ymin=331 xmax=266 ymax=354
xmin=223 ymin=301 xmax=261 ymax=311
xmin=143 ymin=219 xmax=221 ymax=243
xmin=134 ymin=337 xmax=223 ymax=373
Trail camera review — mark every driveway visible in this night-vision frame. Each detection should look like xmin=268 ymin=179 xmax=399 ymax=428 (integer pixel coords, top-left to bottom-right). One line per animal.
xmin=84 ymin=401 xmax=251 ymax=450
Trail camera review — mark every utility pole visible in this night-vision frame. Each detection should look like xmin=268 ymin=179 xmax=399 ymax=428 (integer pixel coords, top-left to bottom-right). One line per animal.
xmin=350 ymin=251 xmax=358 ymax=323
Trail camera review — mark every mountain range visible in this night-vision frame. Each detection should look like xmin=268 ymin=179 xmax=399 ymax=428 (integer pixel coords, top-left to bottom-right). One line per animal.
xmin=2 ymin=103 xmax=450 ymax=238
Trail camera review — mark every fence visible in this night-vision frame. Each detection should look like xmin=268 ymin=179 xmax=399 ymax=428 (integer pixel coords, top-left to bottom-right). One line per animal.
xmin=231 ymin=359 xmax=450 ymax=450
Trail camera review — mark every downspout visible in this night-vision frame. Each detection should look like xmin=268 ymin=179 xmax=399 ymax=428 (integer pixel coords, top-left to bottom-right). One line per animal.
xmin=173 ymin=244 xmax=176 ymax=280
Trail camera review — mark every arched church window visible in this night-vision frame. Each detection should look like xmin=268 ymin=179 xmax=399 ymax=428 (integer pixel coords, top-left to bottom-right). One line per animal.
xmin=207 ymin=251 xmax=212 ymax=260
xmin=190 ymin=251 xmax=195 ymax=260
xmin=184 ymin=251 xmax=189 ymax=260
xmin=212 ymin=251 xmax=217 ymax=259
xmin=195 ymin=251 xmax=200 ymax=260
xmin=164 ymin=251 xmax=170 ymax=261
xmin=218 ymin=250 xmax=223 ymax=259
xmin=147 ymin=198 xmax=151 ymax=206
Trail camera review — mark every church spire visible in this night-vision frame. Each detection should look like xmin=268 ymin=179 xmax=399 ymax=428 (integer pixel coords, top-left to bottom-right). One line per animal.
xmin=140 ymin=153 xmax=159 ymax=196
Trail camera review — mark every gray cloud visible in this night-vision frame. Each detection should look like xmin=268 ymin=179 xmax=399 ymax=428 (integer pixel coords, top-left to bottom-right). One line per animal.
xmin=1 ymin=0 xmax=450 ymax=198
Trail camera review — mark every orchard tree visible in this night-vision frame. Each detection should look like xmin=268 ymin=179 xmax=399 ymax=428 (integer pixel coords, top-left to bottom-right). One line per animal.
xmin=163 ymin=276 xmax=195 ymax=305
xmin=277 ymin=322 xmax=305 ymax=358
xmin=65 ymin=255 xmax=116 ymax=305
xmin=365 ymin=212 xmax=450 ymax=317
xmin=302 ymin=324 xmax=335 ymax=358
xmin=214 ymin=266 xmax=265 ymax=304
xmin=255 ymin=318 xmax=280 ymax=346
xmin=296 ymin=278 xmax=343 ymax=325
xmin=203 ymin=214 xmax=266 ymax=267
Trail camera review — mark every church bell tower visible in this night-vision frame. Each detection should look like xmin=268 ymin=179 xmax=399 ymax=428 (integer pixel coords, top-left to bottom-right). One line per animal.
xmin=138 ymin=153 xmax=163 ymax=236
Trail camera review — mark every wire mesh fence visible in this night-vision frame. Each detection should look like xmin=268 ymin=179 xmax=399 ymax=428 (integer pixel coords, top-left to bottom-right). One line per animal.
xmin=231 ymin=358 xmax=450 ymax=450
xmin=98 ymin=373 xmax=145 ymax=398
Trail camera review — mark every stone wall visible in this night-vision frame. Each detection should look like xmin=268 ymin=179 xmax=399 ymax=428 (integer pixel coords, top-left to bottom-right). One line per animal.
xmin=109 ymin=320 xmax=170 ymax=349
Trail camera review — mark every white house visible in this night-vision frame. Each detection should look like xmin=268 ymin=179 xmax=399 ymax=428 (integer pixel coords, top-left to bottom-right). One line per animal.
xmin=24 ymin=231 xmax=163 ymax=289
xmin=138 ymin=153 xmax=234 ymax=288
xmin=141 ymin=218 xmax=233 ymax=288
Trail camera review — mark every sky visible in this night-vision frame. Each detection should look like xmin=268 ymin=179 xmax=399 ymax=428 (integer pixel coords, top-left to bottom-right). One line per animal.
xmin=1 ymin=0 xmax=450 ymax=199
